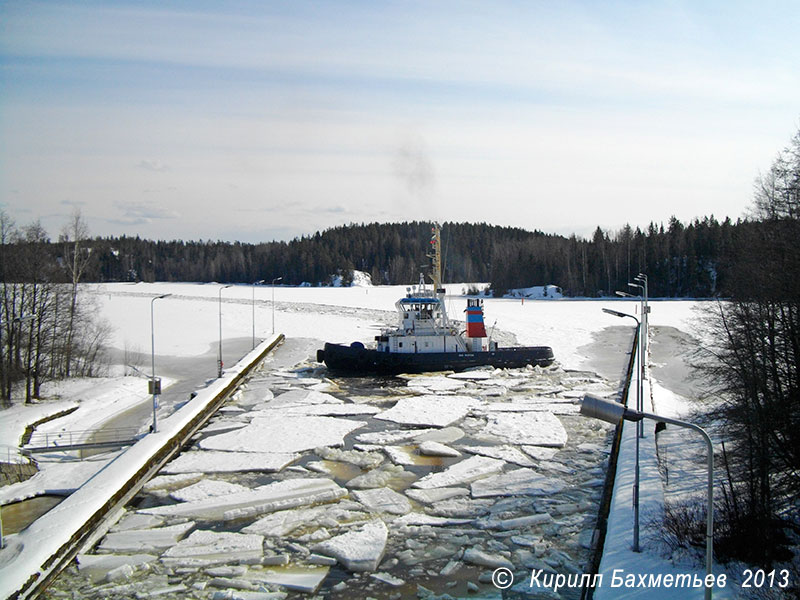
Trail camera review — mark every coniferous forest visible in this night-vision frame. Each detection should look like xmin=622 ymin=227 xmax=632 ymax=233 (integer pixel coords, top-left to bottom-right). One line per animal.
xmin=1 ymin=216 xmax=749 ymax=298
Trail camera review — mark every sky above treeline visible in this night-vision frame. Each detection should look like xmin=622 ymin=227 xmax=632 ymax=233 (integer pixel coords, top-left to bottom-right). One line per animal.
xmin=1 ymin=1 xmax=799 ymax=243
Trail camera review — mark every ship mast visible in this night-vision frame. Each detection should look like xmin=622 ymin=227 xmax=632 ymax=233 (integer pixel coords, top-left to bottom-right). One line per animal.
xmin=427 ymin=224 xmax=443 ymax=292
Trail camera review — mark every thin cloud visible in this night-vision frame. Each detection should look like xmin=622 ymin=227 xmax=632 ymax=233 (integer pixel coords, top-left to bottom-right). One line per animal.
xmin=109 ymin=201 xmax=179 ymax=225
xmin=137 ymin=159 xmax=170 ymax=172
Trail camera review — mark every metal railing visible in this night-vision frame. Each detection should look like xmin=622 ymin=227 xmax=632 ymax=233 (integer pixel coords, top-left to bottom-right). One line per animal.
xmin=24 ymin=427 xmax=140 ymax=454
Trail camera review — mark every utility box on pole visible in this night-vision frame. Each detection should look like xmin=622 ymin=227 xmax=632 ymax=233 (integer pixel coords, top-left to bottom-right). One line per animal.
xmin=148 ymin=377 xmax=161 ymax=396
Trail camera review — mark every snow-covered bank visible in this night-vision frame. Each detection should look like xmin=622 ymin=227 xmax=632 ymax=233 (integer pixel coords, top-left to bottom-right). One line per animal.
xmin=88 ymin=281 xmax=703 ymax=373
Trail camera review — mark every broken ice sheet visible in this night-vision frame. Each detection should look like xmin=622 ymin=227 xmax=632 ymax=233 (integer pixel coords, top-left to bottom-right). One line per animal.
xmin=352 ymin=487 xmax=412 ymax=515
xmin=405 ymin=375 xmax=466 ymax=393
xmin=235 ymin=387 xmax=273 ymax=406
xmin=140 ymin=478 xmax=347 ymax=521
xmin=169 ymin=479 xmax=250 ymax=503
xmin=346 ymin=463 xmax=416 ymax=489
xmin=355 ymin=427 xmax=439 ymax=445
xmin=404 ymin=487 xmax=469 ymax=505
xmin=161 ymin=451 xmax=300 ymax=474
xmin=143 ymin=472 xmax=204 ymax=492
xmin=198 ymin=415 xmax=366 ymax=453
xmin=242 ymin=504 xmax=368 ymax=537
xmin=77 ymin=553 xmax=157 ymax=583
xmin=161 ymin=530 xmax=264 ymax=567
xmin=98 ymin=521 xmax=195 ymax=553
xmin=470 ymin=468 xmax=567 ymax=498
xmin=418 ymin=441 xmax=460 ymax=457
xmin=312 ymin=520 xmax=388 ymax=572
xmin=246 ymin=566 xmax=329 ymax=593
xmin=479 ymin=411 xmax=568 ymax=447
xmin=460 ymin=444 xmax=535 ymax=467
xmin=392 ymin=513 xmax=472 ymax=527
xmin=251 ymin=389 xmax=342 ymax=411
xmin=274 ymin=404 xmax=382 ymax=417
xmin=374 ymin=395 xmax=477 ymax=428
xmin=411 ymin=455 xmax=505 ymax=489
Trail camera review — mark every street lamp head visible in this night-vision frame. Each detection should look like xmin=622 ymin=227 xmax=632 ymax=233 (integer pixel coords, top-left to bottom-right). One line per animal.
xmin=580 ymin=394 xmax=644 ymax=424
xmin=580 ymin=394 xmax=626 ymax=424
xmin=273 ymin=276 xmax=283 ymax=284
xmin=603 ymin=307 xmax=633 ymax=319
xmin=615 ymin=291 xmax=635 ymax=298
xmin=254 ymin=279 xmax=265 ymax=285
xmin=627 ymin=282 xmax=643 ymax=290
xmin=157 ymin=293 xmax=172 ymax=300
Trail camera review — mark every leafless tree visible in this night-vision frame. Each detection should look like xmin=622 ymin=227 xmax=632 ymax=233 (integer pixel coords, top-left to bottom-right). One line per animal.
xmin=59 ymin=208 xmax=92 ymax=377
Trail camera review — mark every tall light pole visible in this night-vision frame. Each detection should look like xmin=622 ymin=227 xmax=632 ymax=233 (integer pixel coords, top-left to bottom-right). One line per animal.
xmin=252 ymin=279 xmax=264 ymax=349
xmin=271 ymin=276 xmax=283 ymax=334
xmin=635 ymin=273 xmax=649 ymax=372
xmin=218 ymin=284 xmax=232 ymax=378
xmin=627 ymin=281 xmax=646 ymax=425
xmin=150 ymin=294 xmax=171 ymax=433
xmin=602 ymin=307 xmax=642 ymax=552
xmin=581 ymin=394 xmax=714 ymax=600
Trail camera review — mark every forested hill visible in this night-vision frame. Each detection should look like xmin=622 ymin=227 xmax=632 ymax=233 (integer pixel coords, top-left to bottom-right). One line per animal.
xmin=6 ymin=217 xmax=747 ymax=297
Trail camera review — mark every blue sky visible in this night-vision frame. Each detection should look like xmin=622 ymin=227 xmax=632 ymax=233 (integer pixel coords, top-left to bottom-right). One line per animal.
xmin=1 ymin=1 xmax=798 ymax=242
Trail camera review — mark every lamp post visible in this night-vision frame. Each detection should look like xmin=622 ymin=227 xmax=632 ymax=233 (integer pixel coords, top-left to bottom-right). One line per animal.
xmin=252 ymin=279 xmax=264 ymax=349
xmin=602 ymin=307 xmax=642 ymax=552
xmin=581 ymin=394 xmax=714 ymax=600
xmin=271 ymin=277 xmax=283 ymax=334
xmin=635 ymin=273 xmax=649 ymax=370
xmin=627 ymin=282 xmax=646 ymax=420
xmin=150 ymin=294 xmax=171 ymax=433
xmin=218 ymin=284 xmax=232 ymax=378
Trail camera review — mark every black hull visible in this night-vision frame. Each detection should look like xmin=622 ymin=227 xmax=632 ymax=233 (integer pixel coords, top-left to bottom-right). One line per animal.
xmin=317 ymin=342 xmax=555 ymax=375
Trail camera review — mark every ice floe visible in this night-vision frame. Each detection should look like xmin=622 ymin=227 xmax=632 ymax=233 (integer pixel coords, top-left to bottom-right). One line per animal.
xmin=392 ymin=513 xmax=472 ymax=527
xmin=374 ymin=395 xmax=477 ymax=428
xmin=141 ymin=478 xmax=347 ymax=521
xmin=313 ymin=446 xmax=384 ymax=469
xmin=352 ymin=487 xmax=412 ymax=515
xmin=143 ymin=472 xmax=204 ymax=492
xmin=460 ymin=444 xmax=535 ymax=467
xmin=426 ymin=497 xmax=493 ymax=518
xmin=253 ymin=389 xmax=341 ymax=410
xmin=77 ymin=553 xmax=158 ymax=583
xmin=418 ymin=441 xmax=460 ymax=457
xmin=98 ymin=521 xmax=195 ymax=553
xmin=244 ymin=567 xmax=329 ymax=593
xmin=404 ymin=487 xmax=469 ymax=505
xmin=161 ymin=451 xmax=300 ymax=474
xmin=405 ymin=376 xmax=466 ymax=393
xmin=470 ymin=468 xmax=567 ymax=498
xmin=479 ymin=411 xmax=568 ymax=447
xmin=312 ymin=520 xmax=388 ymax=572
xmin=275 ymin=404 xmax=382 ymax=417
xmin=161 ymin=530 xmax=264 ymax=567
xmin=170 ymin=480 xmax=250 ymax=503
xmin=411 ymin=455 xmax=505 ymax=489
xmin=463 ymin=548 xmax=513 ymax=569
xmin=198 ymin=415 xmax=366 ymax=453
xmin=242 ymin=504 xmax=367 ymax=537
xmin=346 ymin=464 xmax=416 ymax=489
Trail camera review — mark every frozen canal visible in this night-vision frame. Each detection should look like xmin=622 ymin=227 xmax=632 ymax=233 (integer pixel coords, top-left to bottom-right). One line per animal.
xmin=44 ymin=339 xmax=619 ymax=600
